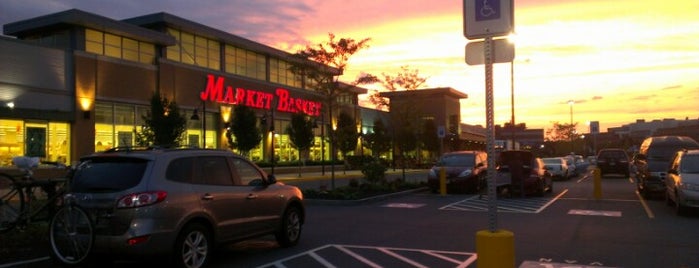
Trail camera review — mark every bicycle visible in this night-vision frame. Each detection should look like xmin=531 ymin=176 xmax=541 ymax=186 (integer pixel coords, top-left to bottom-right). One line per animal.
xmin=0 ymin=156 xmax=94 ymax=265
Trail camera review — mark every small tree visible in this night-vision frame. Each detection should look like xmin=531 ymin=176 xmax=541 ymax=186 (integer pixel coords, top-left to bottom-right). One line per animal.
xmin=368 ymin=65 xmax=428 ymax=110
xmin=334 ymin=111 xmax=359 ymax=170
xmin=285 ymin=113 xmax=315 ymax=176
xmin=363 ymin=118 xmax=392 ymax=159
xmin=135 ymin=91 xmax=187 ymax=147
xmin=229 ymin=105 xmax=262 ymax=157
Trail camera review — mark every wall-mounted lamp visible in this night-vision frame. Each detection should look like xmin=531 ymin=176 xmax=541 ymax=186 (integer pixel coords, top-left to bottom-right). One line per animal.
xmin=79 ymin=97 xmax=93 ymax=120
xmin=6 ymin=102 xmax=14 ymax=109
xmin=219 ymin=105 xmax=232 ymax=124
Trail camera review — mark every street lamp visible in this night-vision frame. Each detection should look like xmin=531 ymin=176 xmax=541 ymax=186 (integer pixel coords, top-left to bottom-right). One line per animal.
xmin=568 ymin=100 xmax=575 ymax=154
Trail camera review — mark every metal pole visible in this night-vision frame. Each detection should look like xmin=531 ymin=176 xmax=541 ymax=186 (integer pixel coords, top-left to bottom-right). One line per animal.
xmin=510 ymin=61 xmax=515 ymax=150
xmin=321 ymin=114 xmax=325 ymax=175
xmin=484 ymin=36 xmax=498 ymax=232
xmin=271 ymin=104 xmax=275 ymax=175
xmin=202 ymin=100 xmax=206 ymax=148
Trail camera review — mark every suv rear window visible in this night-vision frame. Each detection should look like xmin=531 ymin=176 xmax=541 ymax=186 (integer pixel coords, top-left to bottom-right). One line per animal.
xmin=71 ymin=157 xmax=148 ymax=193
xmin=599 ymin=150 xmax=627 ymax=159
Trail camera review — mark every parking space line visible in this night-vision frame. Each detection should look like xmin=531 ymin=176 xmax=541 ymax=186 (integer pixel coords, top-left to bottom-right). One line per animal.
xmin=257 ymin=244 xmax=476 ymax=268
xmin=635 ymin=190 xmax=655 ymax=219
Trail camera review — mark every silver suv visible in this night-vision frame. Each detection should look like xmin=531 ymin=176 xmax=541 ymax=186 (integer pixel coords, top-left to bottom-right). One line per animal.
xmin=69 ymin=147 xmax=304 ymax=267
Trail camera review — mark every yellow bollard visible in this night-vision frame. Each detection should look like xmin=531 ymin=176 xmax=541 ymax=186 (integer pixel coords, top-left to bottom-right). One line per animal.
xmin=439 ymin=166 xmax=447 ymax=196
xmin=594 ymin=167 xmax=602 ymax=199
xmin=476 ymin=229 xmax=515 ymax=268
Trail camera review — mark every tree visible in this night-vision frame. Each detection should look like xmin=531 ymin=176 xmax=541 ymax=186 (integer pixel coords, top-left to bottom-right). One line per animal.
xmin=368 ymin=65 xmax=428 ymax=110
xmin=545 ymin=122 xmax=580 ymax=142
xmin=135 ymin=91 xmax=187 ymax=147
xmin=285 ymin=113 xmax=315 ymax=176
xmin=334 ymin=111 xmax=359 ymax=170
xmin=362 ymin=118 xmax=392 ymax=159
xmin=229 ymin=105 xmax=262 ymax=157
xmin=288 ymin=33 xmax=374 ymax=188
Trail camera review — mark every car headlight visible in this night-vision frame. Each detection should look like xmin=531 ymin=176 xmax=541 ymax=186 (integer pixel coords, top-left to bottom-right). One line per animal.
xmin=680 ymin=183 xmax=699 ymax=191
xmin=459 ymin=169 xmax=473 ymax=177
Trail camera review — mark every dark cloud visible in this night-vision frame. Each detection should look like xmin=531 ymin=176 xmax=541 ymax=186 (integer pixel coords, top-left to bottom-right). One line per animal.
xmin=1 ymin=0 xmax=314 ymax=46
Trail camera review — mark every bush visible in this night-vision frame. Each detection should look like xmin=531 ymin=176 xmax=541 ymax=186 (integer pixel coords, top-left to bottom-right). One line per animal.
xmin=361 ymin=160 xmax=387 ymax=184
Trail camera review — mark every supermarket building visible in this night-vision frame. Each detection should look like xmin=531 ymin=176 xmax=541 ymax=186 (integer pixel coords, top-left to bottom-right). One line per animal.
xmin=0 ymin=9 xmax=476 ymax=168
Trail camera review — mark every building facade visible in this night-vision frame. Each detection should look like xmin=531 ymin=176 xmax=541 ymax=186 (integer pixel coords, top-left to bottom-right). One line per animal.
xmin=0 ymin=9 xmax=352 ymax=167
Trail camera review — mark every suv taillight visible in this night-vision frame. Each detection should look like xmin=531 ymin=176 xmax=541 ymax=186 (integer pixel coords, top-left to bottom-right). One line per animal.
xmin=117 ymin=191 xmax=167 ymax=208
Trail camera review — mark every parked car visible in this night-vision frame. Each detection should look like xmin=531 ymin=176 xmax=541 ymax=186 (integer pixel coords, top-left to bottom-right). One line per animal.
xmin=563 ymin=156 xmax=578 ymax=177
xmin=427 ymin=151 xmax=488 ymax=193
xmin=571 ymin=154 xmax=589 ymax=174
xmin=542 ymin=157 xmax=569 ymax=180
xmin=665 ymin=149 xmax=699 ymax=216
xmin=66 ymin=147 xmax=305 ymax=267
xmin=495 ymin=150 xmax=553 ymax=197
xmin=634 ymin=136 xmax=699 ymax=198
xmin=596 ymin=148 xmax=631 ymax=178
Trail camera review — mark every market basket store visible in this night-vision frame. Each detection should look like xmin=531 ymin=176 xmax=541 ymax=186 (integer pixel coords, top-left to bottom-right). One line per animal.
xmin=0 ymin=9 xmax=349 ymax=167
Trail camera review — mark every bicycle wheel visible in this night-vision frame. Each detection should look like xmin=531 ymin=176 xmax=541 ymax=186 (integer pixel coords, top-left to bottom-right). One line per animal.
xmin=49 ymin=205 xmax=94 ymax=265
xmin=0 ymin=174 xmax=24 ymax=233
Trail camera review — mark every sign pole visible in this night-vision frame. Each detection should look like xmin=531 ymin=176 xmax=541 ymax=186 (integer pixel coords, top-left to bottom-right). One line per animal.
xmin=483 ymin=36 xmax=497 ymax=232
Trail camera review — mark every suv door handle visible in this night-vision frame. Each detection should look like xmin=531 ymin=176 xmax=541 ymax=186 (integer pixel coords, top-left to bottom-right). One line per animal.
xmin=247 ymin=194 xmax=258 ymax=199
xmin=202 ymin=193 xmax=214 ymax=200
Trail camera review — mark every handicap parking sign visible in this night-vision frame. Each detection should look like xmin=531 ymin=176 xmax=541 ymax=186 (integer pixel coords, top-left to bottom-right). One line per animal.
xmin=476 ymin=0 xmax=500 ymax=21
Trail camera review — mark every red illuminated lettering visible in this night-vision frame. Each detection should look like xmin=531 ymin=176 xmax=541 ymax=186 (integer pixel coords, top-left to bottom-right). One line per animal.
xmin=200 ymin=75 xmax=322 ymax=116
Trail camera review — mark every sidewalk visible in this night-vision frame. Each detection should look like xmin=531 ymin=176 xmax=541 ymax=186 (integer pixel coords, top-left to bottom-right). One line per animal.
xmin=271 ymin=167 xmax=428 ymax=190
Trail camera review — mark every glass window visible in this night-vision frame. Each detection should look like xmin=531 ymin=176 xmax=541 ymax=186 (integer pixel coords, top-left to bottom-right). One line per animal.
xmin=167 ymin=157 xmax=195 ymax=183
xmin=197 ymin=156 xmax=232 ymax=186
xmin=84 ymin=29 xmax=155 ymax=64
xmin=231 ymin=157 xmax=263 ymax=186
xmin=71 ymin=157 xmax=147 ymax=193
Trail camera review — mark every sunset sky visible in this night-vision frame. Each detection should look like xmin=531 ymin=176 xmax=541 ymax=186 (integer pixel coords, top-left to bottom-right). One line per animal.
xmin=2 ymin=0 xmax=698 ymax=133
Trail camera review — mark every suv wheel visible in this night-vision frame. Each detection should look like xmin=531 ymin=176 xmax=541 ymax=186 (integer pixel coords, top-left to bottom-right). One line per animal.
xmin=275 ymin=206 xmax=302 ymax=247
xmin=174 ymin=223 xmax=211 ymax=268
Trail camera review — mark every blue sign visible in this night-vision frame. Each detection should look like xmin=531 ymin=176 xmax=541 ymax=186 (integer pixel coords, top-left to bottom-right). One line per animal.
xmin=475 ymin=0 xmax=500 ymax=21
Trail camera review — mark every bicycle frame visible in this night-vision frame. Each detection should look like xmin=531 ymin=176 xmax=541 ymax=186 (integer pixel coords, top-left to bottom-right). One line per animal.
xmin=0 ymin=165 xmax=68 ymax=233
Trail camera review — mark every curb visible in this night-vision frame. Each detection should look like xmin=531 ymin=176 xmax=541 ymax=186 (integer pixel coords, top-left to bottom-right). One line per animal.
xmin=303 ymin=187 xmax=429 ymax=206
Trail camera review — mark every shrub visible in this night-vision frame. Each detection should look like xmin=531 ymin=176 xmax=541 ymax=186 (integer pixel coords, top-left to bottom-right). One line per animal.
xmin=361 ymin=160 xmax=387 ymax=184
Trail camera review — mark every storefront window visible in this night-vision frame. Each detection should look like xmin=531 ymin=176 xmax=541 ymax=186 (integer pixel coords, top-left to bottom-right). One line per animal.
xmin=167 ymin=28 xmax=220 ymax=70
xmin=85 ymin=29 xmax=156 ymax=64
xmin=0 ymin=120 xmax=70 ymax=167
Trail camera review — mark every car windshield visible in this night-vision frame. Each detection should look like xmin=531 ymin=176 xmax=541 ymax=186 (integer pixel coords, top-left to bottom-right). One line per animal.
xmin=599 ymin=151 xmax=626 ymax=160
xmin=649 ymin=146 xmax=694 ymax=161
xmin=71 ymin=157 xmax=148 ymax=193
xmin=440 ymin=154 xmax=475 ymax=167
xmin=542 ymin=158 xmax=561 ymax=164
xmin=680 ymin=155 xmax=699 ymax=173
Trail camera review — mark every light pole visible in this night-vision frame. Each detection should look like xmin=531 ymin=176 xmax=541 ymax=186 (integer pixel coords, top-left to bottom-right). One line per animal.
xmin=568 ymin=100 xmax=575 ymax=153
xmin=508 ymin=33 xmax=516 ymax=150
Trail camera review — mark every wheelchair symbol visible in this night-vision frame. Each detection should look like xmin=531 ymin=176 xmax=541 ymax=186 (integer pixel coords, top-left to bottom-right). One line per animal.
xmin=480 ymin=0 xmax=496 ymax=17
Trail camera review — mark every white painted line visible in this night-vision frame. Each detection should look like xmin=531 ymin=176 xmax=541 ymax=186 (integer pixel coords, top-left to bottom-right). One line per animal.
xmin=336 ymin=245 xmax=383 ymax=268
xmin=568 ymin=209 xmax=622 ymax=217
xmin=382 ymin=203 xmax=426 ymax=208
xmin=0 ymin=257 xmax=50 ymax=268
xmin=308 ymin=251 xmax=336 ymax=268
xmin=635 ymin=190 xmax=655 ymax=219
xmin=378 ymin=248 xmax=429 ymax=268
xmin=535 ymin=189 xmax=568 ymax=213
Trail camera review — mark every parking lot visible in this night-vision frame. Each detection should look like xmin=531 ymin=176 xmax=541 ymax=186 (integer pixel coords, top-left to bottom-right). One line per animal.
xmin=4 ymin=170 xmax=698 ymax=268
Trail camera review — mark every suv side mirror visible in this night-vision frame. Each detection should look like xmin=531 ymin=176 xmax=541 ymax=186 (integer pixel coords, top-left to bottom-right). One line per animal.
xmin=267 ymin=174 xmax=277 ymax=184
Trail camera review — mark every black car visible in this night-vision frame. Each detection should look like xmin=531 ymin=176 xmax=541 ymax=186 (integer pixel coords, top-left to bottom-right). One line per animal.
xmin=633 ymin=136 xmax=699 ymax=198
xmin=495 ymin=150 xmax=553 ymax=197
xmin=427 ymin=151 xmax=487 ymax=194
xmin=596 ymin=148 xmax=630 ymax=177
